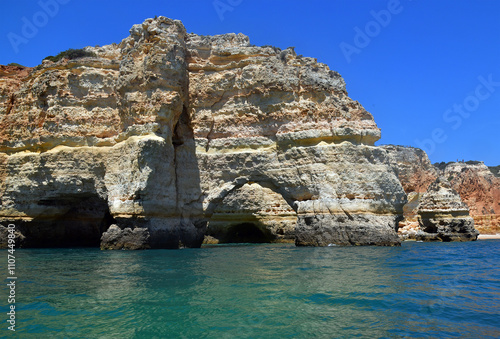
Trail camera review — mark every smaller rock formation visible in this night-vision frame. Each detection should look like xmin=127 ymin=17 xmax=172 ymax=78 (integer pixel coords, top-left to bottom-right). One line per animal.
xmin=383 ymin=145 xmax=496 ymax=240
xmin=414 ymin=178 xmax=478 ymax=241
xmin=397 ymin=192 xmax=423 ymax=241
xmin=295 ymin=213 xmax=401 ymax=246
xmin=100 ymin=225 xmax=150 ymax=250
xmin=0 ymin=224 xmax=25 ymax=248
xmin=438 ymin=162 xmax=500 ymax=234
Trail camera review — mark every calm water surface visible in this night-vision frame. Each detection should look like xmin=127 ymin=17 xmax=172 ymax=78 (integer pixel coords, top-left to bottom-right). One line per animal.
xmin=1 ymin=240 xmax=500 ymax=338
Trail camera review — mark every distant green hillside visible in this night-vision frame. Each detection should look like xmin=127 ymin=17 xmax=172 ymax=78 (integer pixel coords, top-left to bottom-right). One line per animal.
xmin=489 ymin=165 xmax=500 ymax=178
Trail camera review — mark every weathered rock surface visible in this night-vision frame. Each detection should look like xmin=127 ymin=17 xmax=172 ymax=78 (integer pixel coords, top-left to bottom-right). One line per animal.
xmin=187 ymin=33 xmax=405 ymax=246
xmin=205 ymin=182 xmax=296 ymax=243
xmin=0 ymin=16 xmax=410 ymax=248
xmin=382 ymin=145 xmax=439 ymax=193
xmin=0 ymin=224 xmax=25 ymax=248
xmin=100 ymin=224 xmax=150 ymax=250
xmin=383 ymin=145 xmax=441 ymax=240
xmin=396 ymin=192 xmax=423 ymax=241
xmin=415 ymin=178 xmax=478 ymax=241
xmin=0 ymin=66 xmax=33 ymax=123
xmin=0 ymin=18 xmax=204 ymax=248
xmin=385 ymin=145 xmax=498 ymax=236
xmin=439 ymin=162 xmax=500 ymax=234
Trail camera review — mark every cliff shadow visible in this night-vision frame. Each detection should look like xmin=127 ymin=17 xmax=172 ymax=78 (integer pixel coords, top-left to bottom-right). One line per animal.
xmin=16 ymin=192 xmax=115 ymax=248
xmin=171 ymin=106 xmax=206 ymax=248
xmin=2 ymin=152 xmax=115 ymax=248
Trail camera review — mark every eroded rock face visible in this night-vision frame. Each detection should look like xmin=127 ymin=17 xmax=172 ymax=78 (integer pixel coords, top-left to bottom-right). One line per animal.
xmin=0 ymin=17 xmax=203 ymax=248
xmin=394 ymin=192 xmax=422 ymax=241
xmin=416 ymin=179 xmax=478 ymax=241
xmin=382 ymin=145 xmax=439 ymax=193
xmin=100 ymin=224 xmax=150 ymax=250
xmin=0 ymin=16 xmax=408 ymax=248
xmin=440 ymin=162 xmax=500 ymax=234
xmin=385 ymin=145 xmax=498 ymax=236
xmin=0 ymin=65 xmax=33 ymax=123
xmin=187 ymin=33 xmax=405 ymax=246
xmin=186 ymin=34 xmax=381 ymax=146
xmin=206 ymin=182 xmax=296 ymax=243
xmin=0 ymin=224 xmax=25 ymax=248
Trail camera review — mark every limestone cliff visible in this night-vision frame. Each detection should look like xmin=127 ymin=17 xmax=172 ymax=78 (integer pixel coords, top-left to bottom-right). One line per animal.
xmin=0 ymin=18 xmax=199 ymax=248
xmin=415 ymin=178 xmax=478 ymax=241
xmin=438 ymin=162 xmax=500 ymax=234
xmin=382 ymin=145 xmax=439 ymax=193
xmin=186 ymin=32 xmax=405 ymax=246
xmin=1 ymin=16 xmax=408 ymax=248
xmin=384 ymin=145 xmax=498 ymax=236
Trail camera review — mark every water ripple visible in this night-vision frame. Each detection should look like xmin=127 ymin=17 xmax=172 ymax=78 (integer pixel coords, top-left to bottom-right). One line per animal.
xmin=0 ymin=241 xmax=499 ymax=338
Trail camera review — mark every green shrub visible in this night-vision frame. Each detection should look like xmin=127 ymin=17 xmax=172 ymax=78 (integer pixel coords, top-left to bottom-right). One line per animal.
xmin=7 ymin=62 xmax=24 ymax=67
xmin=43 ymin=48 xmax=95 ymax=63
xmin=488 ymin=165 xmax=500 ymax=178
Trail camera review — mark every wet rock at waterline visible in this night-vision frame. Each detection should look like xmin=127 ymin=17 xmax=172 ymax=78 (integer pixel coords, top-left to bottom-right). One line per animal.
xmin=100 ymin=225 xmax=150 ymax=250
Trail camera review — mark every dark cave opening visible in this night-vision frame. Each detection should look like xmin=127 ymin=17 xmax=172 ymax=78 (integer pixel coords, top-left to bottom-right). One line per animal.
xmin=20 ymin=194 xmax=114 ymax=248
xmin=222 ymin=222 xmax=275 ymax=243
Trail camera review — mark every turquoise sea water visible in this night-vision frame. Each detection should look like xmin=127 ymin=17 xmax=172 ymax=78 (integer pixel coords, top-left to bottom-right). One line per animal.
xmin=1 ymin=240 xmax=500 ymax=338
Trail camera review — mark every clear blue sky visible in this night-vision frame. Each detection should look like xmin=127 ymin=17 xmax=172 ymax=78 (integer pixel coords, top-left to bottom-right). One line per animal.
xmin=1 ymin=0 xmax=499 ymax=165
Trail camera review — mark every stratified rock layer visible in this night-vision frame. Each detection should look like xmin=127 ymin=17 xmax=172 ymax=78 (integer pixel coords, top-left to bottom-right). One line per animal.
xmin=205 ymin=182 xmax=296 ymax=243
xmin=0 ymin=18 xmax=202 ymax=248
xmin=385 ymin=145 xmax=498 ymax=236
xmin=0 ymin=16 xmax=407 ymax=248
xmin=382 ymin=145 xmax=439 ymax=193
xmin=416 ymin=179 xmax=478 ymax=241
xmin=440 ymin=162 xmax=500 ymax=234
xmin=187 ymin=33 xmax=405 ymax=246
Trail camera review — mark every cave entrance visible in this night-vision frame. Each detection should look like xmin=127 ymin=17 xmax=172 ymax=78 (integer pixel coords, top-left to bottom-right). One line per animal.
xmin=204 ymin=181 xmax=298 ymax=245
xmin=20 ymin=194 xmax=114 ymax=248
xmin=222 ymin=222 xmax=275 ymax=243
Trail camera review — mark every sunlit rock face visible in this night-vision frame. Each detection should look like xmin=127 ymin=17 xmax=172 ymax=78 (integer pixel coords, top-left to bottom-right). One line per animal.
xmin=0 ymin=17 xmax=203 ymax=248
xmin=0 ymin=16 xmax=408 ymax=248
xmin=416 ymin=179 xmax=478 ymax=242
xmin=186 ymin=32 xmax=405 ymax=246
xmin=383 ymin=145 xmax=440 ymax=240
xmin=384 ymin=145 xmax=496 ymax=238
xmin=439 ymin=162 xmax=500 ymax=234
xmin=382 ymin=145 xmax=439 ymax=194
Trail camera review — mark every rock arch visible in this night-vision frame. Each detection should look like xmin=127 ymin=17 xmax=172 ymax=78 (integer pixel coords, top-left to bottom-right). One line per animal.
xmin=204 ymin=181 xmax=297 ymax=244
xmin=17 ymin=193 xmax=114 ymax=248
